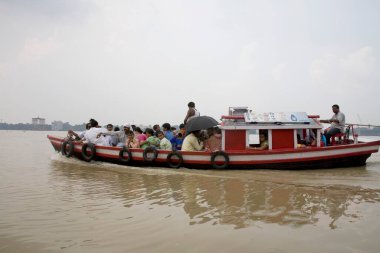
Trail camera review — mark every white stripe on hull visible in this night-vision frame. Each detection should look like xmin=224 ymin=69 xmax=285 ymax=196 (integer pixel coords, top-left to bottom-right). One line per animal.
xmin=51 ymin=139 xmax=378 ymax=164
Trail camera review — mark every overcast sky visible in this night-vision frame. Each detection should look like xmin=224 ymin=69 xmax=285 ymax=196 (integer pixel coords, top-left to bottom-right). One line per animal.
xmin=1 ymin=0 xmax=379 ymax=126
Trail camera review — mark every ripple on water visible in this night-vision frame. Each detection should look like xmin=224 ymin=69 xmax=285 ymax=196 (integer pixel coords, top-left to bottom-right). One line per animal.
xmin=1 ymin=131 xmax=380 ymax=252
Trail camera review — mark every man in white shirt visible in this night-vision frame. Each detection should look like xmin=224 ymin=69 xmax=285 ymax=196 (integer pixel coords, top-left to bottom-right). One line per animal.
xmin=84 ymin=119 xmax=109 ymax=146
xmin=320 ymin=104 xmax=346 ymax=145
xmin=67 ymin=123 xmax=91 ymax=141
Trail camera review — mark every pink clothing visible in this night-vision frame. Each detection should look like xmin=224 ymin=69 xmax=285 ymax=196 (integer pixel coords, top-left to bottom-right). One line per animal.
xmin=204 ymin=134 xmax=222 ymax=152
xmin=136 ymin=133 xmax=147 ymax=142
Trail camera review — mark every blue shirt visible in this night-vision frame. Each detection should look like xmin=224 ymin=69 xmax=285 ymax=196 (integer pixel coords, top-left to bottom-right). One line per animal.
xmin=321 ymin=134 xmax=327 ymax=146
xmin=170 ymin=136 xmax=184 ymax=151
xmin=164 ymin=131 xmax=174 ymax=141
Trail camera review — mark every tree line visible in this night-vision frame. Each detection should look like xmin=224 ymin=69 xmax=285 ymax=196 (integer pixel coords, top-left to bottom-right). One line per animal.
xmin=0 ymin=123 xmax=86 ymax=131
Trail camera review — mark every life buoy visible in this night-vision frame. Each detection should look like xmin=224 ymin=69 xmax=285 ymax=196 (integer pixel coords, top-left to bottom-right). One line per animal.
xmin=143 ymin=146 xmax=158 ymax=163
xmin=210 ymin=151 xmax=229 ymax=169
xmin=81 ymin=143 xmax=96 ymax=162
xmin=119 ymin=146 xmax=132 ymax=164
xmin=167 ymin=151 xmax=183 ymax=169
xmin=61 ymin=140 xmax=74 ymax=157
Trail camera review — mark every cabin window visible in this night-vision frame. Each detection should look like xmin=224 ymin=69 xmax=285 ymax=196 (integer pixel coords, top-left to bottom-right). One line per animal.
xmin=248 ymin=129 xmax=260 ymax=145
xmin=248 ymin=130 xmax=269 ymax=149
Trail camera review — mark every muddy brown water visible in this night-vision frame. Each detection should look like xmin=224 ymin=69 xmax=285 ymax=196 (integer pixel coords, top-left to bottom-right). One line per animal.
xmin=1 ymin=131 xmax=380 ymax=253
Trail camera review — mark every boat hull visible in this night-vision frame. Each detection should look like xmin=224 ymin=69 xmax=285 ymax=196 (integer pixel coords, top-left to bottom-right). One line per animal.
xmin=48 ymin=135 xmax=380 ymax=170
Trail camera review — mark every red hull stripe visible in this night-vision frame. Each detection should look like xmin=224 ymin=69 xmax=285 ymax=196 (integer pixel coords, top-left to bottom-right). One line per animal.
xmin=48 ymin=136 xmax=380 ymax=165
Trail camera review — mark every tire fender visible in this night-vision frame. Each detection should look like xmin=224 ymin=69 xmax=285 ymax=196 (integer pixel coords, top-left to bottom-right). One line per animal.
xmin=61 ymin=140 xmax=74 ymax=157
xmin=167 ymin=151 xmax=183 ymax=169
xmin=119 ymin=146 xmax=132 ymax=164
xmin=81 ymin=143 xmax=96 ymax=162
xmin=210 ymin=151 xmax=229 ymax=169
xmin=143 ymin=146 xmax=158 ymax=163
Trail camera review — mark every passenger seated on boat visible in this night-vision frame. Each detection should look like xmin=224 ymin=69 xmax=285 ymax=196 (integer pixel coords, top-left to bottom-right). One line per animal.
xmin=67 ymin=123 xmax=91 ymax=141
xmin=103 ymin=124 xmax=114 ymax=146
xmin=157 ymin=131 xmax=173 ymax=150
xmin=198 ymin=129 xmax=209 ymax=142
xmin=111 ymin=126 xmax=120 ymax=146
xmin=304 ymin=130 xmax=315 ymax=146
xmin=125 ymin=131 xmax=140 ymax=148
xmin=295 ymin=134 xmax=308 ymax=148
xmin=153 ymin=124 xmax=161 ymax=137
xmin=319 ymin=104 xmax=345 ymax=145
xmin=250 ymin=133 xmax=269 ymax=150
xmin=170 ymin=124 xmax=186 ymax=151
xmin=140 ymin=128 xmax=160 ymax=149
xmin=305 ymin=130 xmax=326 ymax=147
xmin=134 ymin=127 xmax=147 ymax=143
xmin=162 ymin=123 xmax=174 ymax=141
xmin=115 ymin=124 xmax=131 ymax=147
xmin=99 ymin=124 xmax=130 ymax=147
xmin=204 ymin=127 xmax=222 ymax=152
xmin=84 ymin=119 xmax=110 ymax=146
xmin=181 ymin=130 xmax=204 ymax=151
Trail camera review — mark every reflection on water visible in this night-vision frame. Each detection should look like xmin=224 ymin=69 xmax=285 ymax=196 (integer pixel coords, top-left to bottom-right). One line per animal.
xmin=49 ymin=158 xmax=380 ymax=230
xmin=1 ymin=131 xmax=380 ymax=252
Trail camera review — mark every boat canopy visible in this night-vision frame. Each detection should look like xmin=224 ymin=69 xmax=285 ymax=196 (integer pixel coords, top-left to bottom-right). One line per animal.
xmin=221 ymin=110 xmax=322 ymax=130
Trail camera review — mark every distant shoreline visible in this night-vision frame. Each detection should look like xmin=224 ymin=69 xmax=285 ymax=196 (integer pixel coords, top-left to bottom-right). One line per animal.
xmin=1 ymin=125 xmax=379 ymax=136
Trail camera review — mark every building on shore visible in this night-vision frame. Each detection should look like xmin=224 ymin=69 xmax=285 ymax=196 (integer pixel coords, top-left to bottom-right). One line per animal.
xmin=51 ymin=121 xmax=64 ymax=131
xmin=31 ymin=117 xmax=50 ymax=130
xmin=32 ymin=117 xmax=46 ymax=125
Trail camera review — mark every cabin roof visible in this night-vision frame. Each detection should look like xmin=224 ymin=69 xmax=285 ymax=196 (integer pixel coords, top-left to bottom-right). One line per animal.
xmin=220 ymin=111 xmax=322 ymax=130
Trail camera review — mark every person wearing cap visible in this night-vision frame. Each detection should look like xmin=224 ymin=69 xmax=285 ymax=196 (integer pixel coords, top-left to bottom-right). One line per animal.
xmin=98 ymin=123 xmax=131 ymax=147
xmin=115 ymin=124 xmax=131 ymax=147
xmin=320 ymin=104 xmax=346 ymax=145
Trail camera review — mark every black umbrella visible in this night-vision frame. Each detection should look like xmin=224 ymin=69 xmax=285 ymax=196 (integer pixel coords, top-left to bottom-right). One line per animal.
xmin=185 ymin=116 xmax=219 ymax=133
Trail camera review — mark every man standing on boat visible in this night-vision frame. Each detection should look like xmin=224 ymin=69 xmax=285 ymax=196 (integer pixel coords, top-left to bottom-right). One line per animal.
xmin=320 ymin=104 xmax=345 ymax=145
xmin=184 ymin=102 xmax=200 ymax=124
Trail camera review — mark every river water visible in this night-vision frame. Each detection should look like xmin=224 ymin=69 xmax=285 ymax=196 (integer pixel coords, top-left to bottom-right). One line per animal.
xmin=1 ymin=130 xmax=380 ymax=253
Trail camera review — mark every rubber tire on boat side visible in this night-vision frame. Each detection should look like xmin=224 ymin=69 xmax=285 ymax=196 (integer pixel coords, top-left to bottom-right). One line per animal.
xmin=210 ymin=151 xmax=229 ymax=169
xmin=81 ymin=143 xmax=96 ymax=162
xmin=119 ymin=146 xmax=132 ymax=164
xmin=143 ymin=146 xmax=158 ymax=163
xmin=167 ymin=151 xmax=183 ymax=169
xmin=61 ymin=140 xmax=74 ymax=157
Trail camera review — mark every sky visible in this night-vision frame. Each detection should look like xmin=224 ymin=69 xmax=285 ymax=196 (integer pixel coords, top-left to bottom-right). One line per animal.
xmin=0 ymin=0 xmax=379 ymax=126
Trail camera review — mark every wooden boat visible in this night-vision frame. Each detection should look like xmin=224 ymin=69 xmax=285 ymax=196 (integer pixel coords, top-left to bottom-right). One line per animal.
xmin=47 ymin=108 xmax=380 ymax=170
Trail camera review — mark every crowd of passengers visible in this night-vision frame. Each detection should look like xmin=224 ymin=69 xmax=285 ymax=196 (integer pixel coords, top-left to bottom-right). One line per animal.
xmin=67 ymin=101 xmax=223 ymax=152
xmin=66 ymin=103 xmax=344 ymax=151
xmin=67 ymin=119 xmax=326 ymax=152
xmin=67 ymin=119 xmax=222 ymax=152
